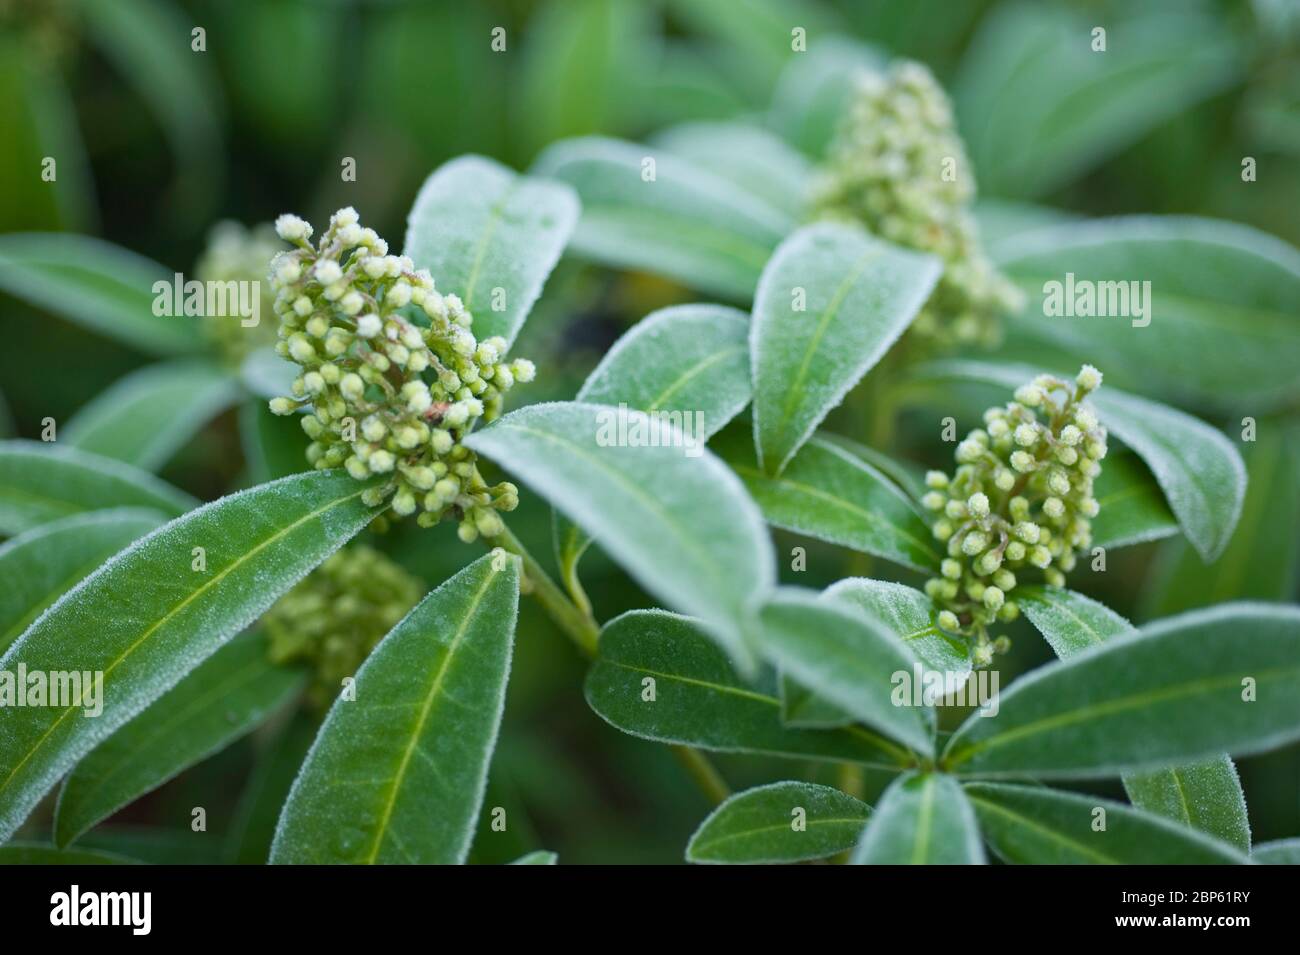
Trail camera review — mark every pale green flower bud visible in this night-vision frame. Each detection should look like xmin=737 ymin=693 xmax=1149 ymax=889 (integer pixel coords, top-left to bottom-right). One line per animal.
xmin=941 ymin=558 xmax=962 ymax=580
xmin=938 ymin=610 xmax=960 ymax=632
xmin=924 ymin=470 xmax=948 ymax=489
xmin=922 ymin=492 xmax=946 ymax=511
xmin=1076 ymin=364 xmax=1102 ymax=392
xmin=967 ymin=492 xmax=990 ymax=519
xmin=982 ymin=586 xmax=1004 ymax=611
xmin=269 ymin=397 xmax=296 ymax=415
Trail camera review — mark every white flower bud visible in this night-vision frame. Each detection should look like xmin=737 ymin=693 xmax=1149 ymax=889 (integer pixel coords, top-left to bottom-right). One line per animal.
xmin=313 ymin=259 xmax=343 ymax=285
xmin=1043 ymin=497 xmax=1065 ymax=519
xmin=356 ymin=313 xmax=382 ymax=338
xmin=511 ymin=359 xmax=536 ymax=383
xmin=967 ymin=492 xmax=990 ymax=518
xmin=339 ymin=373 xmax=364 ymax=401
xmin=369 ymin=450 xmax=395 ymax=473
xmin=275 ymin=214 xmax=312 ymax=241
xmin=340 ymin=291 xmax=364 ymax=316
xmin=1013 ymin=423 xmax=1038 ymax=447
xmin=1076 ymin=364 xmax=1102 ymax=392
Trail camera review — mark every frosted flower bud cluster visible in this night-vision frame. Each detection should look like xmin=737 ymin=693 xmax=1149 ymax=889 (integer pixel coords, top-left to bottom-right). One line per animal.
xmin=264 ymin=545 xmax=422 ymax=710
xmin=920 ymin=366 xmax=1108 ymax=664
xmin=267 ymin=208 xmax=534 ymax=540
xmin=813 ymin=61 xmax=1023 ymax=348
xmin=194 ymin=220 xmax=285 ymax=361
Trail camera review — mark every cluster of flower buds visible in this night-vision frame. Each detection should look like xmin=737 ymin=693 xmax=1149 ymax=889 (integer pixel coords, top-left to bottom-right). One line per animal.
xmin=264 ymin=545 xmax=423 ymax=709
xmin=813 ymin=61 xmax=1022 ymax=347
xmin=194 ymin=220 xmax=285 ymax=361
xmin=920 ymin=366 xmax=1108 ymax=665
xmin=267 ymin=208 xmax=533 ymax=540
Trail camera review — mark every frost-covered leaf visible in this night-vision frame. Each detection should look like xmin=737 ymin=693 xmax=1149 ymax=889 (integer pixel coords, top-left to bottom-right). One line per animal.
xmin=1016 ymin=585 xmax=1133 ymax=658
xmin=944 ymin=603 xmax=1300 ymax=778
xmin=0 ymin=508 xmax=163 ymax=655
xmin=1089 ymin=452 xmax=1178 ymax=550
xmin=754 ymin=588 xmax=934 ymax=756
xmin=916 ymin=361 xmax=1246 ymax=562
xmin=1145 ymin=419 xmax=1300 ymax=616
xmin=652 ymin=122 xmax=813 ymax=220
xmin=1253 ymin=839 xmax=1300 ymax=864
xmin=55 ymin=630 xmax=305 ymax=847
xmin=584 ymin=610 xmax=909 ymax=768
xmin=532 ymin=136 xmax=790 ymax=300
xmin=0 ymin=440 xmax=196 ymax=535
xmin=0 ymin=470 xmax=381 ymax=842
xmin=995 ymin=217 xmax=1300 ymax=410
xmin=404 ymin=155 xmax=579 ymax=347
xmin=1121 ymin=760 xmax=1251 ymax=855
xmin=64 ymin=361 xmax=241 ymax=471
xmin=1018 ymin=585 xmax=1252 ymax=851
xmin=686 ymin=781 xmax=869 ymax=864
xmin=0 ymin=233 xmax=203 ymax=355
xmin=850 ymin=773 xmax=984 ymax=865
xmin=750 ymin=223 xmax=939 ymax=474
xmin=271 ymin=553 xmax=518 ymax=864
xmin=556 ymin=303 xmax=754 ymax=591
xmin=715 ymin=427 xmax=940 ymax=573
xmin=467 ymin=402 xmax=773 ymax=666
xmin=964 ymin=783 xmax=1246 ymax=864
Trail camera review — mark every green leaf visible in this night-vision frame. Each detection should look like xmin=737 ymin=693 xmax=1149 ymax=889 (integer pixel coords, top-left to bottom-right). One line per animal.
xmin=0 ymin=440 xmax=197 ymax=536
xmin=238 ymin=400 xmax=311 ymax=485
xmin=0 ymin=842 xmax=142 ymax=865
xmin=55 ymin=630 xmax=305 ymax=847
xmin=916 ymin=360 xmax=1247 ymax=562
xmin=1017 ymin=584 xmax=1132 ymax=658
xmin=271 ymin=552 xmax=519 ymax=864
xmin=768 ymin=34 xmax=883 ymax=156
xmin=508 ymin=850 xmax=558 ymax=865
xmin=943 ymin=603 xmax=1300 ymax=778
xmin=403 ymin=155 xmax=578 ymax=348
xmin=1121 ymin=761 xmax=1251 ymax=855
xmin=825 ymin=578 xmax=971 ymax=680
xmin=714 ymin=427 xmax=940 ymax=573
xmin=1017 ymin=585 xmax=1252 ymax=854
xmin=64 ymin=361 xmax=240 ymax=471
xmin=755 ymin=589 xmax=934 ymax=756
xmin=584 ymin=610 xmax=910 ymax=768
xmin=850 ymin=773 xmax=985 ymax=865
xmin=995 ymin=217 xmax=1300 ymax=410
xmin=466 ymin=402 xmax=773 ymax=665
xmin=956 ymin=6 xmax=1239 ymax=197
xmin=531 ymin=136 xmax=790 ymax=300
xmin=964 ymin=782 xmax=1247 ymax=864
xmin=0 ymin=470 xmax=381 ymax=842
xmin=1089 ymin=452 xmax=1178 ymax=550
xmin=686 ymin=781 xmax=870 ymax=864
xmin=750 ymin=223 xmax=939 ymax=474
xmin=652 ymin=122 xmax=813 ymax=220
xmin=0 ymin=234 xmax=203 ymax=355
xmin=578 ymin=304 xmax=753 ymax=421
xmin=975 ymin=199 xmax=1081 ymax=246
xmin=1145 ymin=419 xmax=1300 ymax=615
xmin=0 ymin=508 xmax=164 ymax=655
xmin=557 ymin=303 xmax=755 ymax=588
xmin=1253 ymin=839 xmax=1300 ymax=864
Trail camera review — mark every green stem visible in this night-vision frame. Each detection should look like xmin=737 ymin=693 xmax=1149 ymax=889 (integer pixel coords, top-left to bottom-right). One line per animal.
xmin=491 ymin=522 xmax=598 ymax=658
xmin=487 ymin=520 xmax=731 ymax=805
xmin=672 ymin=746 xmax=730 ymax=805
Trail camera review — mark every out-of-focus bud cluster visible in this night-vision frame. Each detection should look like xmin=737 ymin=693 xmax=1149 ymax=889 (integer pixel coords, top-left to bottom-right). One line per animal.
xmin=267 ymin=208 xmax=533 ymax=540
xmin=264 ymin=545 xmax=423 ymax=710
xmin=194 ymin=221 xmax=285 ymax=361
xmin=813 ymin=61 xmax=1023 ymax=348
xmin=921 ymin=366 xmax=1107 ymax=664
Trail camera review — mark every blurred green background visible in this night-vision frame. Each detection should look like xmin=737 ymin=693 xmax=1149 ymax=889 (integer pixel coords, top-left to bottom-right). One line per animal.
xmin=1 ymin=0 xmax=1296 ymax=862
